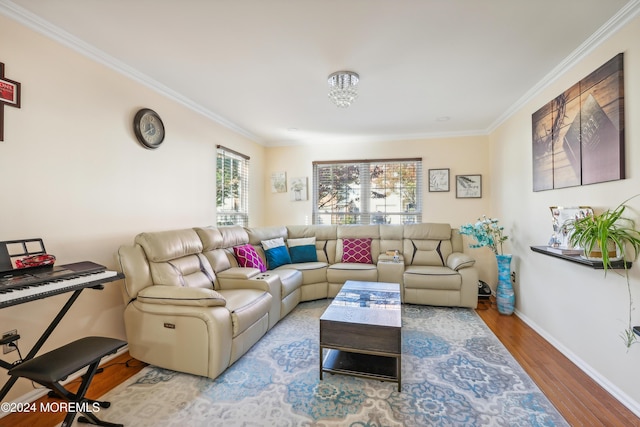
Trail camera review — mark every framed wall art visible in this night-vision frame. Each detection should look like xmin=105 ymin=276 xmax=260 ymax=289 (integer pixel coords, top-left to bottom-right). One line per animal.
xmin=270 ymin=172 xmax=287 ymax=193
xmin=0 ymin=62 xmax=22 ymax=141
xmin=428 ymin=168 xmax=450 ymax=192
xmin=456 ymin=174 xmax=482 ymax=198
xmin=532 ymin=53 xmax=624 ymax=191
xmin=289 ymin=177 xmax=308 ymax=201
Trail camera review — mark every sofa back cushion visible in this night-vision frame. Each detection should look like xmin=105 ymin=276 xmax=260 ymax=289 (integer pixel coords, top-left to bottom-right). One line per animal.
xmin=135 ymin=228 xmax=203 ymax=263
xmin=380 ymin=224 xmax=404 ymax=255
xmin=246 ymin=226 xmax=288 ymax=245
xmin=403 ymin=223 xmax=454 ymax=266
xmin=134 ymin=229 xmax=216 ymax=289
xmin=195 ymin=226 xmax=249 ymax=274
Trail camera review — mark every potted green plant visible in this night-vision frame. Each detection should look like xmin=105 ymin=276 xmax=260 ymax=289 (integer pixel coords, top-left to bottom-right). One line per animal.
xmin=566 ymin=195 xmax=640 ymax=347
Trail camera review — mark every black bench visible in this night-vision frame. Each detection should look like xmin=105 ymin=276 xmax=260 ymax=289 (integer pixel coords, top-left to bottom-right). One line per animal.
xmin=8 ymin=336 xmax=127 ymax=427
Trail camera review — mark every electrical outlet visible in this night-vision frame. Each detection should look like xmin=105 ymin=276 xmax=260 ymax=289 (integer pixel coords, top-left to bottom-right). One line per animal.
xmin=2 ymin=329 xmax=18 ymax=354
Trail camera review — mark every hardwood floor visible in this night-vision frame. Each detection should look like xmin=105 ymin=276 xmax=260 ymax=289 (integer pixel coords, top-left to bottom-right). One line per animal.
xmin=0 ymin=352 xmax=146 ymax=427
xmin=476 ymin=297 xmax=640 ymax=426
xmin=2 ymin=300 xmax=639 ymax=426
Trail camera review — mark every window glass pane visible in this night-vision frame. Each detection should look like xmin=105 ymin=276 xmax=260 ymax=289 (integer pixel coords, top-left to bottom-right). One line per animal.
xmin=313 ymin=159 xmax=422 ymax=225
xmin=216 ymin=147 xmax=249 ymax=227
xmin=317 ymin=163 xmax=360 ymax=217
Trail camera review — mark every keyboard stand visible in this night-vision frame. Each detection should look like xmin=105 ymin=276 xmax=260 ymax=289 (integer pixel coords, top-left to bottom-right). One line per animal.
xmin=0 ymin=274 xmax=123 ymax=401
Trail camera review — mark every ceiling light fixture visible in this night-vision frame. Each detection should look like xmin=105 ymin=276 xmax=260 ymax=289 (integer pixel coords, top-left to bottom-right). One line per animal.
xmin=328 ymin=71 xmax=359 ymax=108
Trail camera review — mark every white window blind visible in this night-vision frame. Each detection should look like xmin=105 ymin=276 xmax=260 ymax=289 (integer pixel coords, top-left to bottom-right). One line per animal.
xmin=313 ymin=158 xmax=422 ymax=225
xmin=216 ymin=145 xmax=249 ymax=226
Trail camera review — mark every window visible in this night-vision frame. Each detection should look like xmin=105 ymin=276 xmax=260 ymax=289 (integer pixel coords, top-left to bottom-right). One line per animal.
xmin=313 ymin=158 xmax=422 ymax=225
xmin=216 ymin=145 xmax=249 ymax=226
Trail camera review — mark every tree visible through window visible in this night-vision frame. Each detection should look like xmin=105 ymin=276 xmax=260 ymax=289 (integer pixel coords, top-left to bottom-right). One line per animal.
xmin=313 ymin=158 xmax=422 ymax=225
xmin=216 ymin=145 xmax=249 ymax=226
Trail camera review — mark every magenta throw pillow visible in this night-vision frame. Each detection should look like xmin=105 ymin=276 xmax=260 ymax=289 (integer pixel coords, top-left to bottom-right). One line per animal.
xmin=233 ymin=244 xmax=267 ymax=272
xmin=342 ymin=238 xmax=373 ymax=264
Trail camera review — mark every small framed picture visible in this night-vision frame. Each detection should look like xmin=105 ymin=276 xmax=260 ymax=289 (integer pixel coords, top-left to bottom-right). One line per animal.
xmin=270 ymin=172 xmax=287 ymax=193
xmin=456 ymin=174 xmax=482 ymax=198
xmin=0 ymin=63 xmax=20 ymax=107
xmin=428 ymin=168 xmax=450 ymax=192
xmin=289 ymin=177 xmax=308 ymax=201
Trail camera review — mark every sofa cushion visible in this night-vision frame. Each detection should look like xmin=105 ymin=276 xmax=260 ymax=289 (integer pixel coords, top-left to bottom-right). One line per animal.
xmin=261 ymin=237 xmax=292 ymax=270
xmin=287 ymin=237 xmax=318 ymax=263
xmin=404 ymin=266 xmax=461 ymax=290
xmin=271 ymin=268 xmax=303 ymax=298
xmin=246 ymin=226 xmax=288 ymax=245
xmin=135 ymin=229 xmax=203 ymax=263
xmin=327 ymin=263 xmax=378 ymax=285
xmin=233 ymin=244 xmax=267 ymax=273
xmin=342 ymin=238 xmax=372 ymax=263
xmin=278 ymin=262 xmax=328 ymax=286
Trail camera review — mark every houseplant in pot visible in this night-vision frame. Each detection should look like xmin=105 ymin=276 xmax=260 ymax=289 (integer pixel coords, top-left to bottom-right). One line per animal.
xmin=566 ymin=196 xmax=640 ymax=347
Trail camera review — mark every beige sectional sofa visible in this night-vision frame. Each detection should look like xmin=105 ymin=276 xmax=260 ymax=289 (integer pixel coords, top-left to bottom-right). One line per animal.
xmin=117 ymin=223 xmax=478 ymax=380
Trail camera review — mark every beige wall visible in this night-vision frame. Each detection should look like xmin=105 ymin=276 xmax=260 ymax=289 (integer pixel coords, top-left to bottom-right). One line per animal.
xmin=0 ymin=15 xmax=264 ymax=401
xmin=490 ymin=14 xmax=640 ymax=411
xmin=264 ymin=136 xmax=492 ymax=226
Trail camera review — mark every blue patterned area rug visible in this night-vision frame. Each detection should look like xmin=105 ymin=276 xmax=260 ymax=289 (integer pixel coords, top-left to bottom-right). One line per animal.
xmin=85 ymin=300 xmax=568 ymax=426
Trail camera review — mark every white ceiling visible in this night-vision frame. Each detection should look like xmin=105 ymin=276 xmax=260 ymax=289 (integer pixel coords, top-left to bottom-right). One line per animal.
xmin=2 ymin=0 xmax=637 ymax=146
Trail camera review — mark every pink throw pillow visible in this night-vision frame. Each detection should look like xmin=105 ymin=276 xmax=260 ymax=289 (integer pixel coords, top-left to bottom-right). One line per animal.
xmin=233 ymin=244 xmax=267 ymax=272
xmin=342 ymin=238 xmax=373 ymax=264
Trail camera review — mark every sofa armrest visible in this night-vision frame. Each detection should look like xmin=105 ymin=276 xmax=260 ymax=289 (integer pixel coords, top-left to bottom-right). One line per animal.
xmin=446 ymin=252 xmax=476 ymax=271
xmin=137 ymin=286 xmax=226 ymax=307
xmin=216 ymin=267 xmax=271 ymax=292
xmin=377 ymin=253 xmax=404 ymax=263
xmin=217 ymin=267 xmax=261 ymax=280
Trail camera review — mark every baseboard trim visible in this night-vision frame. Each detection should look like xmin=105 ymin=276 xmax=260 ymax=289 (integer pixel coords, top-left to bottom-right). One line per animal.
xmin=514 ymin=309 xmax=640 ymax=418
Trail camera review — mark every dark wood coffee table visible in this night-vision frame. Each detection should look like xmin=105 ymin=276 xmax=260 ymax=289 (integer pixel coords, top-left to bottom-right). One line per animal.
xmin=319 ymin=280 xmax=402 ymax=391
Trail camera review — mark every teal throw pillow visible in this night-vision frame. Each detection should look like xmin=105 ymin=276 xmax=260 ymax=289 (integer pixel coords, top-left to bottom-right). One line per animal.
xmin=288 ymin=237 xmax=318 ymax=263
xmin=262 ymin=237 xmax=292 ymax=269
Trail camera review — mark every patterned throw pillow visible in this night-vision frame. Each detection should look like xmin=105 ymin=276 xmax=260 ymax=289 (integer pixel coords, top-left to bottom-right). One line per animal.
xmin=287 ymin=237 xmax=318 ymax=263
xmin=261 ymin=237 xmax=292 ymax=269
xmin=233 ymin=244 xmax=267 ymax=272
xmin=341 ymin=238 xmax=372 ymax=264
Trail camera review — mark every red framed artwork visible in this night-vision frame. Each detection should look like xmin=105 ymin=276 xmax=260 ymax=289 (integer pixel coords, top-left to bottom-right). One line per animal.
xmin=0 ymin=64 xmax=20 ymax=107
xmin=0 ymin=62 xmax=22 ymax=141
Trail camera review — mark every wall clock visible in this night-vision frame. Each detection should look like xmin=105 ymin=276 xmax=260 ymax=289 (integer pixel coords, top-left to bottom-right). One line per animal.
xmin=133 ymin=108 xmax=165 ymax=149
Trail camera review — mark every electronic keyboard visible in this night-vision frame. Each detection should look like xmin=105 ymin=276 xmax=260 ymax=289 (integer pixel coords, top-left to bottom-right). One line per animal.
xmin=0 ymin=262 xmax=123 ymax=309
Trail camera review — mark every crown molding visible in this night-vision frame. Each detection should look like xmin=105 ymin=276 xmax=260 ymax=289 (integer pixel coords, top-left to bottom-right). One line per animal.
xmin=2 ymin=0 xmax=638 ymax=145
xmin=0 ymin=0 xmax=262 ymax=144
xmin=487 ymin=0 xmax=640 ymax=134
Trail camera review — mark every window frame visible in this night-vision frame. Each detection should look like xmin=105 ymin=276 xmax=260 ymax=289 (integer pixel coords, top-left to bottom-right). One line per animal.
xmin=216 ymin=145 xmax=250 ymax=227
xmin=312 ymin=158 xmax=423 ymax=225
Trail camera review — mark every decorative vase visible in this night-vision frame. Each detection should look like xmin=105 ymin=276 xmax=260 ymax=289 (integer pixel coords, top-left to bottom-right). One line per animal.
xmin=495 ymin=254 xmax=514 ymax=315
